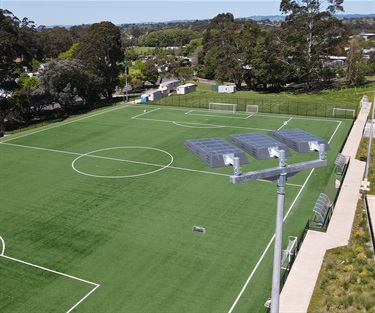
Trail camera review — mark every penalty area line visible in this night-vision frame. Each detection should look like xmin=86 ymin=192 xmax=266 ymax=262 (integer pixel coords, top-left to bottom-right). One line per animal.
xmin=0 ymin=253 xmax=99 ymax=312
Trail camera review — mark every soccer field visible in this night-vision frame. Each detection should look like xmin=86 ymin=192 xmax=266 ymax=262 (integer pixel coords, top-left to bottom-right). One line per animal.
xmin=0 ymin=103 xmax=353 ymax=312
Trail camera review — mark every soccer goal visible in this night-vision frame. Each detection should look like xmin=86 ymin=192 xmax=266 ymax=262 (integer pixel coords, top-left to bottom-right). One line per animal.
xmin=246 ymin=104 xmax=259 ymax=114
xmin=209 ymin=102 xmax=237 ymax=113
xmin=281 ymin=236 xmax=298 ymax=270
xmin=332 ymin=108 xmax=356 ymax=118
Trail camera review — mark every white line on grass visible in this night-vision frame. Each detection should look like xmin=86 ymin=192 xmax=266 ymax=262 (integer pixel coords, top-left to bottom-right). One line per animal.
xmin=0 ymin=236 xmax=5 ymax=255
xmin=132 ymin=117 xmax=273 ymax=132
xmin=172 ymin=121 xmax=225 ymax=129
xmin=131 ymin=108 xmax=160 ymax=119
xmin=0 ymin=142 xmax=302 ymax=186
xmin=185 ymin=112 xmax=251 ymax=120
xmin=228 ymin=168 xmax=316 ymax=313
xmin=0 ymin=104 xmax=130 ymax=144
xmin=328 ymin=121 xmax=342 ymax=144
xmin=278 ymin=117 xmax=293 ymax=130
xmin=0 ymin=253 xmax=100 ymax=313
xmin=0 ymin=142 xmax=231 ymax=178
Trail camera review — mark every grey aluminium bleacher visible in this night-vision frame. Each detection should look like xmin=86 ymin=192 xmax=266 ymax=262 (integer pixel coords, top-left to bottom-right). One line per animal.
xmin=268 ymin=129 xmax=331 ymax=153
xmin=227 ymin=132 xmax=292 ymax=160
xmin=184 ymin=137 xmax=249 ymax=168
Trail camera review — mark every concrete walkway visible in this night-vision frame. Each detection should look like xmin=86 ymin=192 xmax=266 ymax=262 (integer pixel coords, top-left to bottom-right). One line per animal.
xmin=279 ymin=106 xmax=370 ymax=313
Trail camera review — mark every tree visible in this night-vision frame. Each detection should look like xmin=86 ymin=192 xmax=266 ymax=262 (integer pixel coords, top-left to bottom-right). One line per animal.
xmin=0 ymin=9 xmax=30 ymax=132
xmin=38 ymin=59 xmax=99 ymax=112
xmin=177 ymin=66 xmax=194 ymax=83
xmin=202 ymin=17 xmax=259 ymax=88
xmin=128 ymin=68 xmax=145 ymax=90
xmin=39 ymin=26 xmax=74 ymax=59
xmin=280 ymin=0 xmax=348 ymax=90
xmin=252 ymin=29 xmax=291 ymax=90
xmin=346 ymin=38 xmax=367 ymax=85
xmin=144 ymin=60 xmax=159 ymax=84
xmin=74 ymin=22 xmax=123 ymax=101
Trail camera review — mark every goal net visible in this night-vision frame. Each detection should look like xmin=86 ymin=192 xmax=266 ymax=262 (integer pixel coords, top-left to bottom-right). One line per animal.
xmin=209 ymin=102 xmax=237 ymax=113
xmin=281 ymin=236 xmax=298 ymax=270
xmin=246 ymin=104 xmax=259 ymax=114
xmin=332 ymin=108 xmax=356 ymax=118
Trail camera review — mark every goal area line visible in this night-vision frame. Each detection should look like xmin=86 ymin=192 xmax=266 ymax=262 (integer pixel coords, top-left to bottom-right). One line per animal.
xmin=0 ymin=236 xmax=99 ymax=312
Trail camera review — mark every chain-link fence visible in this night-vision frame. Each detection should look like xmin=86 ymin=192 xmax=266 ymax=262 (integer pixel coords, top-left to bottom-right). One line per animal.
xmin=150 ymin=94 xmax=358 ymax=119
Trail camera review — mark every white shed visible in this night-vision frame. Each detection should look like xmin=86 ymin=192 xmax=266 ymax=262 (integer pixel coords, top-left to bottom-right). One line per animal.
xmin=218 ymin=85 xmax=236 ymax=93
xmin=160 ymin=80 xmax=180 ymax=93
xmin=147 ymin=89 xmax=163 ymax=101
xmin=176 ymin=83 xmax=197 ymax=95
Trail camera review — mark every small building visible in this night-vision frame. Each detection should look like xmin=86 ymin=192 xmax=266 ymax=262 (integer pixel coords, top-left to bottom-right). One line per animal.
xmin=146 ymin=89 xmax=163 ymax=101
xmin=176 ymin=83 xmax=196 ymax=95
xmin=160 ymin=80 xmax=180 ymax=93
xmin=218 ymin=85 xmax=236 ymax=93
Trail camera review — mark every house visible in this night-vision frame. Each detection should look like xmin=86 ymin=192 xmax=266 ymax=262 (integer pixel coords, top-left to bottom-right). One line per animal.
xmin=176 ymin=83 xmax=196 ymax=95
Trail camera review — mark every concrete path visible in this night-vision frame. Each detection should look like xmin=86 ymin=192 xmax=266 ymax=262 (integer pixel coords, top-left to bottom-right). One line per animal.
xmin=279 ymin=106 xmax=370 ymax=313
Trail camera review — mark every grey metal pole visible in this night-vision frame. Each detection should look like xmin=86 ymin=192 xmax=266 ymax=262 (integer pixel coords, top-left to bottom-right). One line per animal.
xmin=271 ymin=150 xmax=286 ymax=313
xmin=364 ymin=94 xmax=375 ymax=182
xmin=124 ymin=54 xmax=128 ymax=102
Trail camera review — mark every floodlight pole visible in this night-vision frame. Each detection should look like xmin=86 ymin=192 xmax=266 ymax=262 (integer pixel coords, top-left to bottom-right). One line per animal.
xmin=124 ymin=52 xmax=128 ymax=102
xmin=230 ymin=144 xmax=327 ymax=313
xmin=363 ymin=93 xmax=375 ymax=192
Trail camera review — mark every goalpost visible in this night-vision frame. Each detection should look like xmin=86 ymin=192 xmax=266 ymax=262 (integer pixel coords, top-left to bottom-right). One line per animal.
xmin=281 ymin=236 xmax=298 ymax=270
xmin=246 ymin=104 xmax=259 ymax=114
xmin=209 ymin=102 xmax=237 ymax=113
xmin=332 ymin=108 xmax=356 ymax=118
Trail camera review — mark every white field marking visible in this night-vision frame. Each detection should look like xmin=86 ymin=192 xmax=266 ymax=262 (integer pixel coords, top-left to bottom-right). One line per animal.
xmin=66 ymin=284 xmax=100 ymax=313
xmin=0 ymin=103 xmax=130 ymax=144
xmin=0 ymin=236 xmax=5 ymax=255
xmin=126 ymin=103 xmax=346 ymax=123
xmin=185 ymin=110 xmax=194 ymax=115
xmin=71 ymin=146 xmax=174 ymax=179
xmin=1 ymin=142 xmax=302 ymax=186
xmin=0 ymin=253 xmax=99 ymax=312
xmin=131 ymin=108 xmax=160 ymax=119
xmin=0 ymin=142 xmax=229 ymax=178
xmin=132 ymin=117 xmax=273 ymax=132
xmin=245 ymin=114 xmax=253 ymax=119
xmin=328 ymin=121 xmax=342 ymax=144
xmin=185 ymin=111 xmax=250 ymax=120
xmin=172 ymin=121 xmax=225 ymax=129
xmin=228 ymin=168 xmax=316 ymax=313
xmin=278 ymin=117 xmax=293 ymax=130
xmin=256 ymin=113 xmax=344 ymax=123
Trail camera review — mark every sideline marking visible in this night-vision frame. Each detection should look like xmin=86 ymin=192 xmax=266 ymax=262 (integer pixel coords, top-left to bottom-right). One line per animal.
xmin=228 ymin=168 xmax=316 ymax=313
xmin=0 ymin=236 xmax=99 ymax=313
xmin=328 ymin=121 xmax=341 ymax=144
xmin=0 ymin=103 xmax=130 ymax=144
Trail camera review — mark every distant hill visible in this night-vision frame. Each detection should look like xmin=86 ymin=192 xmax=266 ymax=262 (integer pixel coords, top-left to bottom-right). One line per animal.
xmin=46 ymin=14 xmax=375 ymax=28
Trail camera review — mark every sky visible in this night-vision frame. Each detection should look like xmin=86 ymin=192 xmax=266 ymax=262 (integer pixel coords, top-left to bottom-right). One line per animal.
xmin=1 ymin=0 xmax=375 ymax=27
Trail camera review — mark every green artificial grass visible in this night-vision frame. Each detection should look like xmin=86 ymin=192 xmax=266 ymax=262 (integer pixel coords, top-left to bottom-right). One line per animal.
xmin=0 ymin=104 xmax=352 ymax=312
